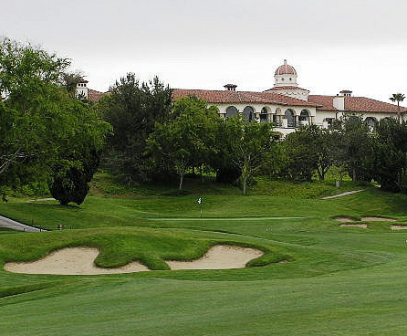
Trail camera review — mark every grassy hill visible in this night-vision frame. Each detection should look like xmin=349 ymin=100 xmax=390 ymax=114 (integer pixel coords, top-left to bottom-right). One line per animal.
xmin=0 ymin=176 xmax=407 ymax=335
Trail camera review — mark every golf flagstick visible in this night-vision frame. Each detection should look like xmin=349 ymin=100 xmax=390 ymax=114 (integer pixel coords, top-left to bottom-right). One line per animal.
xmin=197 ymin=197 xmax=203 ymax=218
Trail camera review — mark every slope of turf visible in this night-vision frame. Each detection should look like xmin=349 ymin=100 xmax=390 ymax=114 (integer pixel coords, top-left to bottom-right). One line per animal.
xmin=1 ymin=185 xmax=407 ymax=335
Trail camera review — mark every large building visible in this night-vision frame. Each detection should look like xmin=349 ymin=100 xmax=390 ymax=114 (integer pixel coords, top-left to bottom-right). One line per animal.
xmin=172 ymin=60 xmax=407 ymax=137
xmin=80 ymin=60 xmax=406 ymax=138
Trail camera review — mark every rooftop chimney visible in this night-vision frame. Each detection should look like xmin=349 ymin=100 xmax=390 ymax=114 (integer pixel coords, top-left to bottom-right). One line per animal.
xmin=340 ymin=89 xmax=352 ymax=97
xmin=224 ymin=84 xmax=237 ymax=91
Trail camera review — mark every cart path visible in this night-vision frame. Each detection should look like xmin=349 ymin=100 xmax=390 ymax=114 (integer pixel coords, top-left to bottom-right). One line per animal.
xmin=0 ymin=214 xmax=46 ymax=232
xmin=321 ymin=190 xmax=364 ymax=200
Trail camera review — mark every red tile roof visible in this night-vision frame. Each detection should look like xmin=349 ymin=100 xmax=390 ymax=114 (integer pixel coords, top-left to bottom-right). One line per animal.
xmin=173 ymin=89 xmax=319 ymax=107
xmin=88 ymin=89 xmax=106 ymax=102
xmin=344 ymin=96 xmax=407 ymax=113
xmin=309 ymin=95 xmax=407 ymax=113
xmin=308 ymin=95 xmax=337 ymax=111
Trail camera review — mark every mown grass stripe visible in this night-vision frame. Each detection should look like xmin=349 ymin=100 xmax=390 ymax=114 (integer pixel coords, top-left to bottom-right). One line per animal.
xmin=149 ymin=217 xmax=307 ymax=221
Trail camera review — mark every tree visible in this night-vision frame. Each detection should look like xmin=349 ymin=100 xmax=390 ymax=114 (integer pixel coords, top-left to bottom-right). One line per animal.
xmin=0 ymin=39 xmax=70 ymax=188
xmin=0 ymin=38 xmax=110 ymax=202
xmin=98 ymin=73 xmax=172 ymax=182
xmin=332 ymin=115 xmax=374 ymax=182
xmin=373 ymin=118 xmax=407 ymax=192
xmin=48 ymin=100 xmax=111 ymax=205
xmin=147 ymin=96 xmax=220 ymax=190
xmin=221 ymin=115 xmax=274 ymax=195
xmin=278 ymin=125 xmax=336 ymax=182
xmin=389 ymin=93 xmax=405 ymax=120
xmin=49 ymin=149 xmax=100 ymax=205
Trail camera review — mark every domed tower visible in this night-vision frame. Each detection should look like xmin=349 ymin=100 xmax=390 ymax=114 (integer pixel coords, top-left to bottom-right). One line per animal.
xmin=264 ymin=59 xmax=309 ymax=101
xmin=274 ymin=59 xmax=298 ymax=87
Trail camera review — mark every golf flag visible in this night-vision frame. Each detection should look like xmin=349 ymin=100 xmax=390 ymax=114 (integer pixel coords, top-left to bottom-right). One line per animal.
xmin=197 ymin=197 xmax=202 ymax=205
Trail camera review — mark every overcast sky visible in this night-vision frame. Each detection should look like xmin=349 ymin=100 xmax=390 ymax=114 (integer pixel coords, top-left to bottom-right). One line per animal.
xmin=1 ymin=0 xmax=407 ymax=102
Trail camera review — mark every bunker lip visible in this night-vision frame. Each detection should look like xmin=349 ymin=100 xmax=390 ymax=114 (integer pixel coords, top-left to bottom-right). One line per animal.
xmin=4 ymin=245 xmax=264 ymax=275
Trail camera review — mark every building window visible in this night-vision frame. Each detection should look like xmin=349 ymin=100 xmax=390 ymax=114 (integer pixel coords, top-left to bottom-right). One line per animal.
xmin=299 ymin=110 xmax=310 ymax=125
xmin=226 ymin=106 xmax=238 ymax=118
xmin=364 ymin=117 xmax=376 ymax=130
xmin=260 ymin=107 xmax=269 ymax=123
xmin=284 ymin=109 xmax=296 ymax=128
xmin=243 ymin=106 xmax=254 ymax=123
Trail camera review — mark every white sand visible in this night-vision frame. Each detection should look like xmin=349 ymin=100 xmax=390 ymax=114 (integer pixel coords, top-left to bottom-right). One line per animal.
xmin=4 ymin=247 xmax=149 ymax=275
xmin=167 ymin=245 xmax=264 ymax=270
xmin=361 ymin=217 xmax=396 ymax=222
xmin=335 ymin=217 xmax=356 ymax=222
xmin=335 ymin=216 xmax=396 ymax=223
xmin=4 ymin=245 xmax=264 ymax=275
xmin=340 ymin=224 xmax=367 ymax=228
xmin=391 ymin=225 xmax=407 ymax=230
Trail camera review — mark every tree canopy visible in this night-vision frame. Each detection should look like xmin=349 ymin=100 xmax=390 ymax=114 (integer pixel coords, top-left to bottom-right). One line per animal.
xmin=0 ymin=38 xmax=110 ymax=202
xmin=98 ymin=73 xmax=172 ymax=182
xmin=220 ymin=115 xmax=274 ymax=195
xmin=147 ymin=96 xmax=220 ymax=189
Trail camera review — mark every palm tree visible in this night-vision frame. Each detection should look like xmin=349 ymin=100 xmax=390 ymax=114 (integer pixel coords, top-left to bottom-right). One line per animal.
xmin=389 ymin=93 xmax=405 ymax=121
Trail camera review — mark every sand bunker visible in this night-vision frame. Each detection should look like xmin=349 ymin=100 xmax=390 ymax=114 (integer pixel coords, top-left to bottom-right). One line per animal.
xmin=339 ymin=224 xmax=367 ymax=228
xmin=391 ymin=225 xmax=407 ymax=230
xmin=4 ymin=245 xmax=264 ymax=275
xmin=335 ymin=216 xmax=356 ymax=223
xmin=361 ymin=217 xmax=396 ymax=222
xmin=167 ymin=245 xmax=264 ymax=270
xmin=4 ymin=247 xmax=149 ymax=275
xmin=335 ymin=216 xmax=396 ymax=223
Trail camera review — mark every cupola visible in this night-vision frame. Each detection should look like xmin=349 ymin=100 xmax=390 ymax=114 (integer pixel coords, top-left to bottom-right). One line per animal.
xmin=274 ymin=59 xmax=299 ymax=88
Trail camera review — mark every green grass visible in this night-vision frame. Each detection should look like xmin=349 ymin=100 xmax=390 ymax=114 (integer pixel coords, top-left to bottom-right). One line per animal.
xmin=1 ymin=178 xmax=407 ymax=335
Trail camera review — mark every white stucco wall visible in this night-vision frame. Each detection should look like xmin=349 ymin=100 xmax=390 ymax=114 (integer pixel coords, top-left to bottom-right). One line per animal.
xmin=75 ymin=83 xmax=88 ymax=99
xmin=274 ymin=74 xmax=298 ymax=86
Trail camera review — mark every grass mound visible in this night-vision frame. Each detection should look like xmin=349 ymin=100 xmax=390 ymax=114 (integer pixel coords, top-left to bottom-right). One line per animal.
xmin=0 ymin=228 xmax=287 ymax=273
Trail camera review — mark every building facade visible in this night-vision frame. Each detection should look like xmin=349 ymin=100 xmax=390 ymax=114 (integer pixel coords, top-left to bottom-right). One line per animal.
xmin=173 ymin=60 xmax=407 ymax=137
xmin=79 ymin=60 xmax=406 ymax=138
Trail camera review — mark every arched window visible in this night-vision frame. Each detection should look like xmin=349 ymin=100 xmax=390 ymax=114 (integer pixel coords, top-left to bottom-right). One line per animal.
xmin=299 ymin=109 xmax=310 ymax=125
xmin=364 ymin=117 xmax=376 ymax=130
xmin=226 ymin=106 xmax=238 ymax=118
xmin=260 ymin=107 xmax=269 ymax=123
xmin=284 ymin=109 xmax=296 ymax=128
xmin=243 ymin=106 xmax=254 ymax=123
